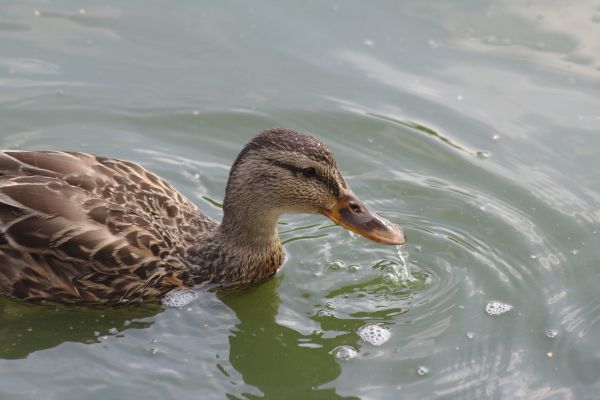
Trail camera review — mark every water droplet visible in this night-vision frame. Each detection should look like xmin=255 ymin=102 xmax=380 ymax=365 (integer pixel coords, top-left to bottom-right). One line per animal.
xmin=466 ymin=332 xmax=475 ymax=339
xmin=348 ymin=264 xmax=361 ymax=272
xmin=545 ymin=329 xmax=558 ymax=338
xmin=316 ymin=310 xmax=333 ymax=318
xmin=26 ymin=327 xmax=32 ymax=332
xmin=108 ymin=327 xmax=118 ymax=335
xmin=416 ymin=366 xmax=429 ymax=376
xmin=330 ymin=345 xmax=357 ymax=361
xmin=492 ymin=134 xmax=500 ymax=140
xmin=393 ymin=246 xmax=415 ymax=282
xmin=328 ymin=260 xmax=344 ymax=270
xmin=94 ymin=331 xmax=100 ymax=337
xmin=357 ymin=324 xmax=391 ymax=346
xmin=325 ymin=301 xmax=336 ymax=310
xmin=570 ymin=249 xmax=579 ymax=255
xmin=476 ymin=151 xmax=491 ymax=159
xmin=530 ymin=254 xmax=538 ymax=259
xmin=485 ymin=301 xmax=513 ymax=316
xmin=162 ymin=289 xmax=197 ymax=308
xmin=546 ymin=351 xmax=553 ymax=358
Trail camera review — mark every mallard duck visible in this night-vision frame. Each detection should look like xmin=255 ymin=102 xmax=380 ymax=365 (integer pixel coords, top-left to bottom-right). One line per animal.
xmin=0 ymin=128 xmax=405 ymax=302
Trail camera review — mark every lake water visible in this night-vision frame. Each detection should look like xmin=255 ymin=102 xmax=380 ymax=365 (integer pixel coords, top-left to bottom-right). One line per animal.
xmin=1 ymin=1 xmax=600 ymax=399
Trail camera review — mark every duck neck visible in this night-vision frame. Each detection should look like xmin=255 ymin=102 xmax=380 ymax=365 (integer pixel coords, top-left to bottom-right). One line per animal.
xmin=187 ymin=199 xmax=285 ymax=284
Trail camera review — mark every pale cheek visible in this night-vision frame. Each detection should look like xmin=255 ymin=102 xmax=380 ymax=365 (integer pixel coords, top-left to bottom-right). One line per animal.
xmin=324 ymin=197 xmax=337 ymax=209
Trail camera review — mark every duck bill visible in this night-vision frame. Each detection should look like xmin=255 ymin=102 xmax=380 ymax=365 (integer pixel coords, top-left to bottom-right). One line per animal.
xmin=320 ymin=190 xmax=406 ymax=245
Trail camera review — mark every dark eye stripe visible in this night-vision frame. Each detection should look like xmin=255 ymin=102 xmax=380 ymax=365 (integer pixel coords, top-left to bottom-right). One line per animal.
xmin=270 ymin=160 xmax=304 ymax=175
xmin=269 ymin=160 xmax=340 ymax=197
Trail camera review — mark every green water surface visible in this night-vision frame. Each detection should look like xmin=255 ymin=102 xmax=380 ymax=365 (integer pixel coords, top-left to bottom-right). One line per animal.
xmin=1 ymin=1 xmax=600 ymax=399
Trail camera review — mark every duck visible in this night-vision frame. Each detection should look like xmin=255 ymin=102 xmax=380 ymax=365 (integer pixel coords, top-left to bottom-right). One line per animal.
xmin=0 ymin=128 xmax=405 ymax=302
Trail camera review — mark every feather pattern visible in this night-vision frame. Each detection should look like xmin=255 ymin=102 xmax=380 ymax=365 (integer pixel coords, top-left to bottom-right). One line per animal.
xmin=0 ymin=151 xmax=215 ymax=301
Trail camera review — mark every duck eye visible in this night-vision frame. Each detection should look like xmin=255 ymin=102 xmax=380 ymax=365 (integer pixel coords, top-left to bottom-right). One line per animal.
xmin=302 ymin=167 xmax=317 ymax=178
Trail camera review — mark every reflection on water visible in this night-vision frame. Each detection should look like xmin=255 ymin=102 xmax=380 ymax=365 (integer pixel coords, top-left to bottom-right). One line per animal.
xmin=0 ymin=297 xmax=160 ymax=359
xmin=218 ymin=280 xmax=358 ymax=400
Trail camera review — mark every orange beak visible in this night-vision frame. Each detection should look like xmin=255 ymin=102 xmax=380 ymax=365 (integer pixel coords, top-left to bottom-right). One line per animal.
xmin=320 ymin=189 xmax=406 ymax=245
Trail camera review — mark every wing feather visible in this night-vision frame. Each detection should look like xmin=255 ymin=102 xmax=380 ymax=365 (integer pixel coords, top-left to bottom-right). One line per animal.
xmin=0 ymin=151 xmax=214 ymax=301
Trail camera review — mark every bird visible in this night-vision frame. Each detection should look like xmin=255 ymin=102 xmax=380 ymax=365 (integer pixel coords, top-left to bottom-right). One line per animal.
xmin=0 ymin=128 xmax=405 ymax=302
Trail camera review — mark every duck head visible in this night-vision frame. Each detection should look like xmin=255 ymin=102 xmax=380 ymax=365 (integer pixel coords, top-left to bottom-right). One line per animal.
xmin=221 ymin=128 xmax=405 ymax=245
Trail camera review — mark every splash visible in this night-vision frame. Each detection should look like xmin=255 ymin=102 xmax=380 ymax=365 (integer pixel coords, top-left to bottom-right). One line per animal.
xmin=392 ymin=245 xmax=416 ymax=283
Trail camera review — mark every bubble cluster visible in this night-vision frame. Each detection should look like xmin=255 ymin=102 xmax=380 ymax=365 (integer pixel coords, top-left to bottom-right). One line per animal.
xmin=485 ymin=301 xmax=513 ymax=316
xmin=162 ymin=289 xmax=198 ymax=308
xmin=357 ymin=324 xmax=391 ymax=346
xmin=330 ymin=345 xmax=357 ymax=361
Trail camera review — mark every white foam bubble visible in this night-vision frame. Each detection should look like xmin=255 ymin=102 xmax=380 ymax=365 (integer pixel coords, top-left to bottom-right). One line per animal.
xmin=162 ymin=289 xmax=197 ymax=308
xmin=358 ymin=324 xmax=391 ymax=346
xmin=545 ymin=329 xmax=558 ymax=338
xmin=485 ymin=301 xmax=513 ymax=316
xmin=330 ymin=345 xmax=357 ymax=361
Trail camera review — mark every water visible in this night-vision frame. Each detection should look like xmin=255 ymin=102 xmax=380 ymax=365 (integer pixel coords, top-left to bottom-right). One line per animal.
xmin=1 ymin=0 xmax=600 ymax=398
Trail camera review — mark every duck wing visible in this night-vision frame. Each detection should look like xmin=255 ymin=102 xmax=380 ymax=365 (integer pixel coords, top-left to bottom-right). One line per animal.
xmin=0 ymin=151 xmax=216 ymax=301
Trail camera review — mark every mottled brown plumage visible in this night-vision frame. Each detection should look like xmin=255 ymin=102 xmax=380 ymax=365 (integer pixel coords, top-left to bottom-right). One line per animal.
xmin=0 ymin=128 xmax=405 ymax=302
